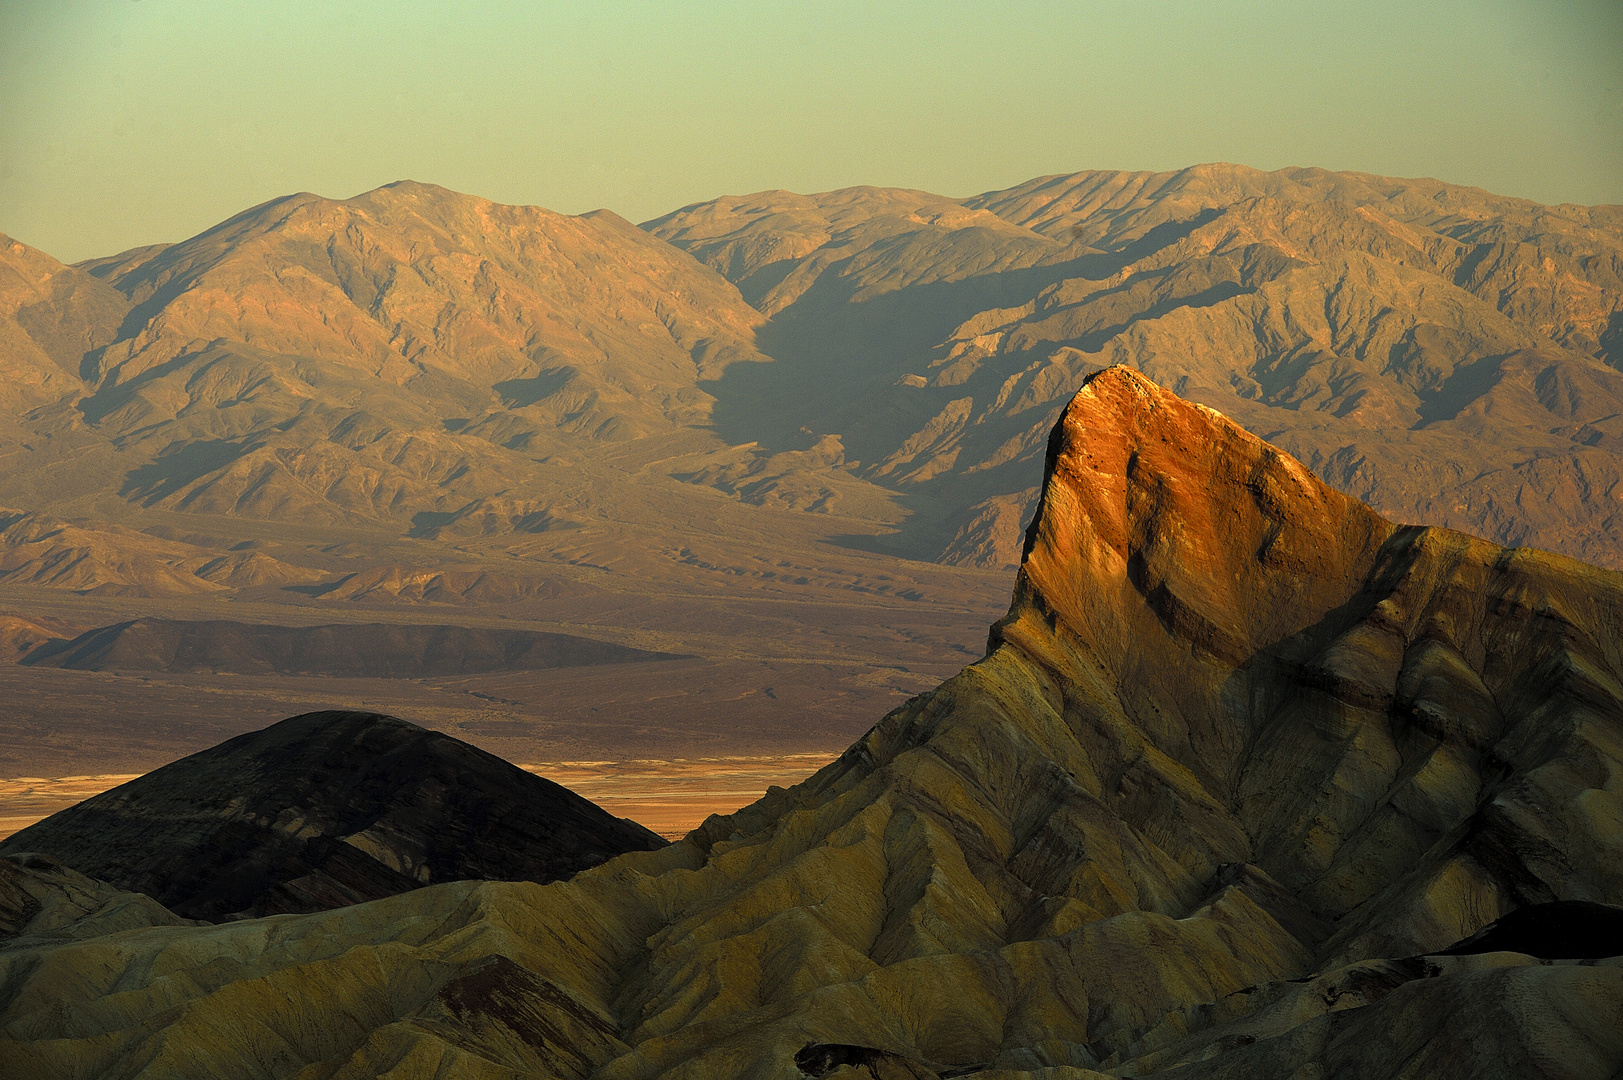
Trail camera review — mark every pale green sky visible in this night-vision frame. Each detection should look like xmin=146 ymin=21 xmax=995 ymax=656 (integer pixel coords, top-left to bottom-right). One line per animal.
xmin=2 ymin=0 xmax=1619 ymax=262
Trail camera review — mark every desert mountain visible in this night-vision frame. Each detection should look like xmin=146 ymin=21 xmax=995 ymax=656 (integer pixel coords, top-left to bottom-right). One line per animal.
xmin=3 ymin=369 xmax=1618 ymax=1078
xmin=1 ymin=166 xmax=1620 ymax=906
xmin=0 ymin=171 xmax=1617 ymax=718
xmin=650 ymin=164 xmax=1623 ymax=569
xmin=0 ymin=183 xmax=981 ymax=785
xmin=2 ymin=165 xmax=1619 ymax=587
xmin=9 ymin=182 xmax=779 ymax=525
xmin=0 ymin=710 xmax=666 ymax=920
xmin=0 ymin=235 xmax=127 ymax=409
xmin=0 ymin=184 xmax=925 ymax=646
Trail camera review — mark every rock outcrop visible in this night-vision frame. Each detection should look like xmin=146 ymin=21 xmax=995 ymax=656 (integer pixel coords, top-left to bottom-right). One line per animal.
xmin=1 ymin=368 xmax=1618 ymax=1078
xmin=0 ymin=711 xmax=667 ymax=919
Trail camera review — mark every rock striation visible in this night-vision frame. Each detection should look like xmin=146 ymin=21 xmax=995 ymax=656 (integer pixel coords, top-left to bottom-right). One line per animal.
xmin=0 ymin=710 xmax=667 ymax=919
xmin=1 ymin=368 xmax=1619 ymax=1078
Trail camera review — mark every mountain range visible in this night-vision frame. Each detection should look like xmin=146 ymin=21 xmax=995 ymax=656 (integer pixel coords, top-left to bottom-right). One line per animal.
xmin=2 ymin=368 xmax=1617 ymax=1078
xmin=0 ymin=164 xmax=1620 ymax=823
xmin=4 ymin=165 xmax=1621 ymax=583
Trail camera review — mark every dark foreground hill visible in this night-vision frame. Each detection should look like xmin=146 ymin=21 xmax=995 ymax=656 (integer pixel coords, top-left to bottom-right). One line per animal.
xmin=0 ymin=367 xmax=1619 ymax=1078
xmin=0 ymin=711 xmax=666 ymax=919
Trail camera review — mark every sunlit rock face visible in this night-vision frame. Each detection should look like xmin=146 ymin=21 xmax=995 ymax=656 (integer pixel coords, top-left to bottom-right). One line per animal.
xmin=2 ymin=366 xmax=1620 ymax=1079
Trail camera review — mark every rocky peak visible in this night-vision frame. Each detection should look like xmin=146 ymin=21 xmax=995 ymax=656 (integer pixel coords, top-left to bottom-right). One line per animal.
xmin=1010 ymin=365 xmax=1392 ymax=666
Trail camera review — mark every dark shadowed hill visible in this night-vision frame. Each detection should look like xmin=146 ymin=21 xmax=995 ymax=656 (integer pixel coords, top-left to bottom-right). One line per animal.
xmin=20 ymin=617 xmax=679 ymax=676
xmin=2 ymin=368 xmax=1617 ymax=1078
xmin=0 ymin=710 xmax=666 ymax=919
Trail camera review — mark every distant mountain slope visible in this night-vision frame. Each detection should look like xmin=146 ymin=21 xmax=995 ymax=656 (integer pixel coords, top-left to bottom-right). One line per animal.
xmin=0 ymin=182 xmax=811 ymax=533
xmin=649 ymin=164 xmax=1623 ymax=569
xmin=0 ymin=710 xmax=666 ymax=920
xmin=84 ymin=182 xmax=770 ymax=434
xmin=0 ymin=235 xmax=125 ymax=408
xmin=2 ymin=369 xmax=1618 ymax=1078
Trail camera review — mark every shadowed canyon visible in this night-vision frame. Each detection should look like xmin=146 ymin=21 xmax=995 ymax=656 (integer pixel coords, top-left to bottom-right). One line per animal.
xmin=2 ymin=165 xmax=1621 ymax=840
xmin=2 ymin=367 xmax=1619 ymax=1078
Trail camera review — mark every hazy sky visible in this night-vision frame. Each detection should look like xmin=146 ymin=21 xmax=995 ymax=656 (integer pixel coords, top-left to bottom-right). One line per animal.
xmin=3 ymin=0 xmax=1619 ymax=262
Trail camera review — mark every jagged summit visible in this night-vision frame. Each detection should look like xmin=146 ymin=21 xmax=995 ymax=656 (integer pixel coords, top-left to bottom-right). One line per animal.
xmin=2 ymin=373 xmax=1618 ymax=1078
xmin=1008 ymin=364 xmax=1391 ymax=662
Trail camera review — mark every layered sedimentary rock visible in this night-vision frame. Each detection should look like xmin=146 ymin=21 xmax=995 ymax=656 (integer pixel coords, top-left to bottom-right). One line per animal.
xmin=0 ymin=711 xmax=666 ymax=919
xmin=1 ymin=367 xmax=1619 ymax=1078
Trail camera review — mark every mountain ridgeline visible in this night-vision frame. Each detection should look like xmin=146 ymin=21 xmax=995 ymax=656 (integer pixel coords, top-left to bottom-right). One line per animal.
xmin=2 ymin=369 xmax=1618 ymax=1078
xmin=0 ymin=165 xmax=1619 ymax=601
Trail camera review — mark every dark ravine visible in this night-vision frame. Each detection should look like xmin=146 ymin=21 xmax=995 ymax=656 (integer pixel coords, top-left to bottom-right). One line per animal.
xmin=0 ymin=710 xmax=667 ymax=919
xmin=0 ymin=368 xmax=1618 ymax=1079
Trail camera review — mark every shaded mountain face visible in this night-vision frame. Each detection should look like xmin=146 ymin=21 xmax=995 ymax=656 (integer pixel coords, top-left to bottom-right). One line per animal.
xmin=0 ymin=710 xmax=666 ymax=920
xmin=650 ymin=164 xmax=1623 ymax=569
xmin=3 ymin=369 xmax=1618 ymax=1078
xmin=0 ymin=235 xmax=129 ymax=410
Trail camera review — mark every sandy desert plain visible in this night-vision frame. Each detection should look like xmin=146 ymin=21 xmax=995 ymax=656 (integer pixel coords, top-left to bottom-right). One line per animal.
xmin=0 ymin=514 xmax=1010 ymax=839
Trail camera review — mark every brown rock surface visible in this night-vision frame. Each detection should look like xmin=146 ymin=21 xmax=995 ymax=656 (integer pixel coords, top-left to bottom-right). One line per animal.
xmin=1 ymin=368 xmax=1617 ymax=1078
xmin=0 ymin=851 xmax=195 ymax=944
